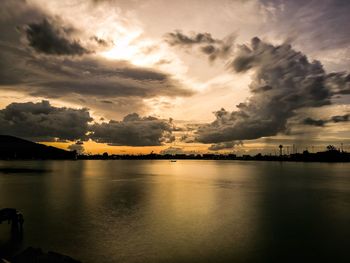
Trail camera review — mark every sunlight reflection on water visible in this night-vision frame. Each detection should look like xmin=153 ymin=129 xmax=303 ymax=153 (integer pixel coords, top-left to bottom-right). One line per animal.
xmin=1 ymin=160 xmax=350 ymax=262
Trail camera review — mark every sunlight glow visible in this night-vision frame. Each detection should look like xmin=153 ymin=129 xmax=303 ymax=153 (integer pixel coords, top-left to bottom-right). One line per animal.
xmin=100 ymin=29 xmax=169 ymax=69
xmin=101 ymin=30 xmax=141 ymax=62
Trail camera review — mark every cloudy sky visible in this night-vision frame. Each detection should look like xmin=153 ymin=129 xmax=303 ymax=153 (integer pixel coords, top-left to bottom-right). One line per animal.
xmin=0 ymin=0 xmax=349 ymax=155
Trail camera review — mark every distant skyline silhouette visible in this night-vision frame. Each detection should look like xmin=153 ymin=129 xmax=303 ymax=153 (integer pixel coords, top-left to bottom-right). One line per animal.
xmin=1 ymin=135 xmax=349 ymax=162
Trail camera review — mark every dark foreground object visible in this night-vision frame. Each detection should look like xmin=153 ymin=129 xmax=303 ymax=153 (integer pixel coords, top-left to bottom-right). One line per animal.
xmin=11 ymin=247 xmax=81 ymax=263
xmin=0 ymin=209 xmax=24 ymax=234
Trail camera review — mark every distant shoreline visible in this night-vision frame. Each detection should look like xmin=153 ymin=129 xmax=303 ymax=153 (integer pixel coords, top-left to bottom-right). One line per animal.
xmin=1 ymin=155 xmax=350 ymax=163
xmin=1 ymin=135 xmax=349 ymax=163
xmin=75 ymin=149 xmax=350 ymax=162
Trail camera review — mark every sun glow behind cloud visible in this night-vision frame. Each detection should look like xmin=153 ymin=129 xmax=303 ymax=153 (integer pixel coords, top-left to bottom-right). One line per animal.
xmin=100 ymin=30 xmax=142 ymax=62
xmin=100 ymin=32 xmax=190 ymax=79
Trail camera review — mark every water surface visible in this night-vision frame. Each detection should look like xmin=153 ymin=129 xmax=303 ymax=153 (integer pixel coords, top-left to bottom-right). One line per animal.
xmin=1 ymin=160 xmax=350 ymax=262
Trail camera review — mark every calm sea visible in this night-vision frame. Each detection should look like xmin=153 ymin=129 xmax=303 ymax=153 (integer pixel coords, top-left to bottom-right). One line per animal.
xmin=1 ymin=160 xmax=350 ymax=262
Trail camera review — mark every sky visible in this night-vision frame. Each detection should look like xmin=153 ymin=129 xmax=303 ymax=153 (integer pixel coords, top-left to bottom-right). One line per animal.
xmin=0 ymin=0 xmax=349 ymax=155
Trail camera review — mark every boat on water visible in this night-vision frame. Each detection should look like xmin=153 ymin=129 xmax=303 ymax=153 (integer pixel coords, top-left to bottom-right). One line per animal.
xmin=170 ymin=160 xmax=177 ymax=162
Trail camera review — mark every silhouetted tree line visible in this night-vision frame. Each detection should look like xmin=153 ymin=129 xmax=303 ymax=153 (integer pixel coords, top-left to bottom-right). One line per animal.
xmin=1 ymin=135 xmax=349 ymax=162
xmin=79 ymin=145 xmax=350 ymax=162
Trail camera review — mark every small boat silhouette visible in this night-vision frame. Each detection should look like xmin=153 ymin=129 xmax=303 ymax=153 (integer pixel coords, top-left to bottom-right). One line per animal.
xmin=170 ymin=160 xmax=177 ymax=162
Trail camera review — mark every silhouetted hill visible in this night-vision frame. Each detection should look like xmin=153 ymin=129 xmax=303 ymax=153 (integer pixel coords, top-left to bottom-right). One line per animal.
xmin=0 ymin=135 xmax=76 ymax=160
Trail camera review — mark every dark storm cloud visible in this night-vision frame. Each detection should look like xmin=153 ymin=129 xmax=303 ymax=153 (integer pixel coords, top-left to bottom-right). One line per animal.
xmin=165 ymin=31 xmax=217 ymax=45
xmin=0 ymin=101 xmax=92 ymax=141
xmin=196 ymin=38 xmax=349 ymax=143
xmin=325 ymin=72 xmax=350 ymax=95
xmin=179 ymin=134 xmax=195 ymax=143
xmin=0 ymin=100 xmax=178 ymax=146
xmin=331 ymin=114 xmax=350 ymax=123
xmin=302 ymin=114 xmax=350 ymax=127
xmin=91 ymin=36 xmax=110 ymax=47
xmin=0 ymin=43 xmax=190 ymax=99
xmin=260 ymin=0 xmax=350 ymax=51
xmin=165 ymin=31 xmax=235 ymax=61
xmin=15 ymin=55 xmax=191 ymax=99
xmin=0 ymin=0 xmax=193 ymax=115
xmin=302 ymin=118 xmax=326 ymax=127
xmin=25 ymin=19 xmax=89 ymax=55
xmin=208 ymin=141 xmax=242 ymax=151
xmin=90 ymin=113 xmax=175 ymax=146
